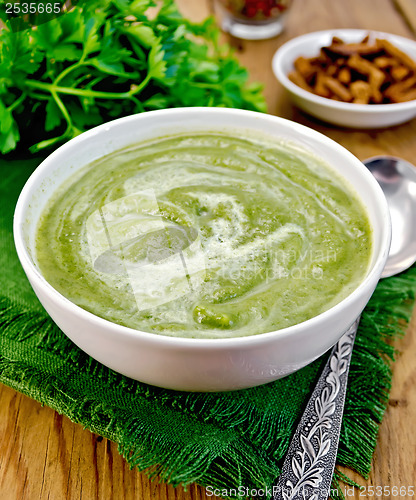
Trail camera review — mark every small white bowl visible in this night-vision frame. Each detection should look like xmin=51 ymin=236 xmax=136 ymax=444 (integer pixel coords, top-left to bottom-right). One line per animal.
xmin=272 ymin=29 xmax=416 ymax=128
xmin=13 ymin=108 xmax=391 ymax=391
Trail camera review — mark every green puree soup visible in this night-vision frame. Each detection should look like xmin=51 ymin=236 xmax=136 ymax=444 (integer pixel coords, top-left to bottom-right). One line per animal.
xmin=36 ymin=132 xmax=372 ymax=339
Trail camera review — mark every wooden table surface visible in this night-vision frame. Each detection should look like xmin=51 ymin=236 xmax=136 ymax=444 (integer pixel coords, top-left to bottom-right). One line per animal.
xmin=1 ymin=0 xmax=416 ymax=498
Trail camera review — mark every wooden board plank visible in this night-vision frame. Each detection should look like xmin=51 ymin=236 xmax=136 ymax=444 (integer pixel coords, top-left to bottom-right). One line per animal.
xmin=394 ymin=0 xmax=416 ymax=34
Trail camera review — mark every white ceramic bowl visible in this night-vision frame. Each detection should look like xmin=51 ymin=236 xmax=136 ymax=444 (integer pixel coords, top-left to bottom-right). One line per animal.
xmin=272 ymin=29 xmax=416 ymax=128
xmin=14 ymin=108 xmax=391 ymax=391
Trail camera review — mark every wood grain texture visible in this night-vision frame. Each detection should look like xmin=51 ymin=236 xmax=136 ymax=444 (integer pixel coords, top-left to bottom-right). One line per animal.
xmin=1 ymin=0 xmax=416 ymax=498
xmin=394 ymin=0 xmax=416 ymax=35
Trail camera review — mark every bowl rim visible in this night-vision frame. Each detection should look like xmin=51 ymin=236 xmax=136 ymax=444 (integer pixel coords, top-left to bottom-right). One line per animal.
xmin=272 ymin=28 xmax=416 ymax=113
xmin=13 ymin=107 xmax=391 ymax=348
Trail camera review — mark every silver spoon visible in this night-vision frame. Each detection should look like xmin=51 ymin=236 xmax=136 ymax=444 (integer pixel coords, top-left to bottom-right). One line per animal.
xmin=273 ymin=156 xmax=416 ymax=500
xmin=366 ymin=156 xmax=416 ymax=278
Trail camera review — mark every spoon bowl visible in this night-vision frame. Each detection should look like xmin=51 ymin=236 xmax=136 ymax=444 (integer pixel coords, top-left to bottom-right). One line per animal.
xmin=364 ymin=156 xmax=416 ymax=278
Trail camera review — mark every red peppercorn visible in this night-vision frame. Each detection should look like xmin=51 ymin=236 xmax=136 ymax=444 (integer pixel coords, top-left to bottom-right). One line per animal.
xmin=223 ymin=0 xmax=288 ymax=20
xmin=246 ymin=5 xmax=257 ymax=17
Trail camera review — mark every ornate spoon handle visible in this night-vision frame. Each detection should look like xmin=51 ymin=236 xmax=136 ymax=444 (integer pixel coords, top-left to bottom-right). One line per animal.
xmin=273 ymin=317 xmax=360 ymax=500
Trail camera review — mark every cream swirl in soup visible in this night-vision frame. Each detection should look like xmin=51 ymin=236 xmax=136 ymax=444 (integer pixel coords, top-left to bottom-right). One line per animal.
xmin=36 ymin=133 xmax=372 ymax=338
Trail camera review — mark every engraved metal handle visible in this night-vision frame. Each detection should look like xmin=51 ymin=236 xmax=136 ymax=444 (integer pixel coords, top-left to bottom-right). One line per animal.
xmin=273 ymin=317 xmax=360 ymax=500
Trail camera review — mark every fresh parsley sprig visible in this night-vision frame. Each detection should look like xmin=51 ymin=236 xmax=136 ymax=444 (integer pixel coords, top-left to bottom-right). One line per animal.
xmin=0 ymin=0 xmax=266 ymax=155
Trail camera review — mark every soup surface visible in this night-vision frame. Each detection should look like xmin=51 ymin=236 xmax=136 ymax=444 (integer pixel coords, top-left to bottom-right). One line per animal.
xmin=36 ymin=132 xmax=372 ymax=338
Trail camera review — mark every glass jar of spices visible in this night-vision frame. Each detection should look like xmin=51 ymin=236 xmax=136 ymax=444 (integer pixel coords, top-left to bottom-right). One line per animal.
xmin=214 ymin=0 xmax=292 ymax=40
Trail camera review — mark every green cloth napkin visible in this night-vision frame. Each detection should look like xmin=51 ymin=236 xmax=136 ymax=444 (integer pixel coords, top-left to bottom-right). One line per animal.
xmin=1 ymin=158 xmax=416 ymax=498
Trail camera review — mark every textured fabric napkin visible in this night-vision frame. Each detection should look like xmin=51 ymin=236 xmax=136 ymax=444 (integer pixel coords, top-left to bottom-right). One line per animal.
xmin=1 ymin=158 xmax=416 ymax=497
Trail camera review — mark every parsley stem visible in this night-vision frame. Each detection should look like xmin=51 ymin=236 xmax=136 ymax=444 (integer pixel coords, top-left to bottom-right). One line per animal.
xmin=8 ymin=92 xmax=26 ymax=113
xmin=28 ymin=92 xmax=51 ymax=101
xmin=25 ymin=73 xmax=152 ymax=100
xmin=53 ymin=59 xmax=86 ymax=87
xmin=191 ymin=82 xmax=222 ymax=89
xmin=131 ymin=96 xmax=145 ymax=113
xmin=51 ymin=90 xmax=73 ymax=130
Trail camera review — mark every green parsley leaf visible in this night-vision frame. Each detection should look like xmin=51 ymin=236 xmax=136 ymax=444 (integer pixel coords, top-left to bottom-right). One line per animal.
xmin=0 ymin=0 xmax=265 ymax=155
xmin=53 ymin=44 xmax=83 ymax=62
xmin=147 ymin=40 xmax=167 ymax=80
xmin=45 ymin=99 xmax=63 ymax=132
xmin=0 ymin=99 xmax=20 ymax=153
